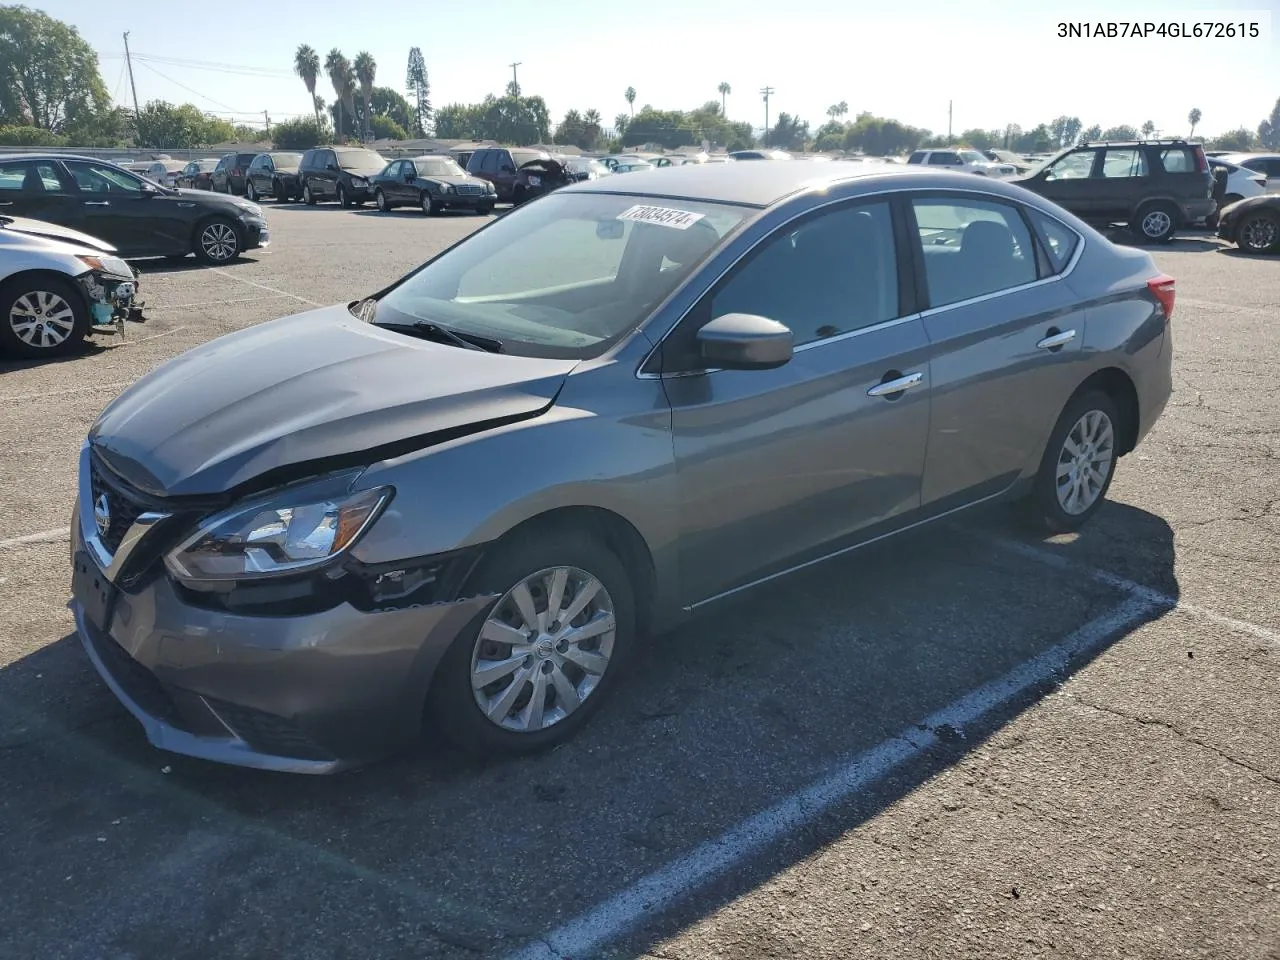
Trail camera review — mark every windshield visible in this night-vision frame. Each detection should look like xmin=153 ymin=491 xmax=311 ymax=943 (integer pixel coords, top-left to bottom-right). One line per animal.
xmin=375 ymin=192 xmax=752 ymax=360
xmin=415 ymin=158 xmax=465 ymax=177
xmin=337 ymin=149 xmax=384 ymax=168
xmin=270 ymin=152 xmax=302 ymax=166
xmin=511 ymin=150 xmax=549 ymax=167
xmin=959 ymin=150 xmax=987 ymax=164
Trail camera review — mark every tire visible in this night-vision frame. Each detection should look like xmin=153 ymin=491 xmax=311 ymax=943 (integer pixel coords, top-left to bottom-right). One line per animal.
xmin=273 ymin=179 xmax=290 ymax=202
xmin=337 ymin=184 xmax=351 ymax=208
xmin=0 ymin=275 xmax=90 ymax=358
xmin=375 ymin=188 xmax=390 ymax=212
xmin=1024 ymin=389 xmax=1121 ymax=533
xmin=194 ymin=217 xmax=243 ymax=264
xmin=429 ymin=529 xmax=636 ymax=756
xmin=1131 ymin=201 xmax=1178 ymax=244
xmin=476 ymin=203 xmax=494 ymax=216
xmin=302 ymin=182 xmax=316 ymax=205
xmin=512 ymin=185 xmax=527 ymax=205
xmin=245 ymin=181 xmax=258 ymax=202
xmin=1236 ymin=210 xmax=1280 ymax=254
xmin=420 ymin=191 xmax=439 ymax=216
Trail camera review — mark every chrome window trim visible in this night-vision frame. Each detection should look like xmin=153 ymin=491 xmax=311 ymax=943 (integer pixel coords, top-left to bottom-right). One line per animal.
xmin=634 ymin=185 xmax=1087 ymax=381
xmin=78 ymin=442 xmax=170 ymax=584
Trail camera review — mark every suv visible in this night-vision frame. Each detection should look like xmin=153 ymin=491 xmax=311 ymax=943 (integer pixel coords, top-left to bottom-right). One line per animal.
xmin=1011 ymin=139 xmax=1215 ymax=243
xmin=298 ymin=147 xmax=387 ymax=207
xmin=465 ymin=147 xmax=554 ymax=203
xmin=210 ymin=152 xmax=259 ymax=195
xmin=907 ymin=149 xmax=1015 ymax=176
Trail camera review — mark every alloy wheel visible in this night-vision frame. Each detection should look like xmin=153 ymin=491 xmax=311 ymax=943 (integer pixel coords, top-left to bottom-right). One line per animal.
xmin=470 ymin=566 xmax=616 ymax=733
xmin=1055 ymin=409 xmax=1115 ymax=515
xmin=200 ymin=222 xmax=239 ymax=262
xmin=1142 ymin=209 xmax=1173 ymax=239
xmin=9 ymin=290 xmax=76 ymax=349
xmin=1240 ymin=214 xmax=1279 ymax=253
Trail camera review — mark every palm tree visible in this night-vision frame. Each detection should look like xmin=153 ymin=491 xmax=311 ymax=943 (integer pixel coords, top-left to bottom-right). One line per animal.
xmin=1188 ymin=107 xmax=1202 ymax=138
xmin=1141 ymin=119 xmax=1156 ymax=139
xmin=718 ymin=82 xmax=731 ymax=118
xmin=353 ymin=51 xmax=377 ymax=140
xmin=294 ymin=45 xmax=322 ymax=131
xmin=614 ymin=112 xmax=629 ymax=137
xmin=324 ymin=49 xmax=356 ymax=140
xmin=624 ymin=86 xmax=636 ymax=118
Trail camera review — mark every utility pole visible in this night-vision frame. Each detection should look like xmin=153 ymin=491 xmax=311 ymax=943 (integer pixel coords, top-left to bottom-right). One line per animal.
xmin=263 ymin=110 xmax=271 ymax=139
xmin=122 ymin=32 xmax=141 ymax=126
xmin=760 ymin=86 xmax=774 ymax=146
xmin=947 ymin=100 xmax=953 ymax=141
xmin=509 ymin=62 xmax=522 ymax=93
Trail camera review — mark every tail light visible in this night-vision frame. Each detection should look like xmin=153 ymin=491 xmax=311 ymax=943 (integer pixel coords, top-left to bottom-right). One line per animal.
xmin=1193 ymin=145 xmax=1208 ymax=173
xmin=1147 ymin=274 xmax=1176 ymax=321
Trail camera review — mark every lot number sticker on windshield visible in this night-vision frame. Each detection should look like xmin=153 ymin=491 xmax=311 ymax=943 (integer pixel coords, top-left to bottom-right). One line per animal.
xmin=616 ymin=204 xmax=705 ymax=229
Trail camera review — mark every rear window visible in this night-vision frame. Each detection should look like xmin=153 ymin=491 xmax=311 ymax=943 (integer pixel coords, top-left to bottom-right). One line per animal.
xmin=927 ymin=152 xmax=959 ymax=165
xmin=269 ymin=152 xmax=302 ymax=165
xmin=1028 ymin=209 xmax=1080 ymax=274
xmin=511 ymin=150 xmax=548 ymax=167
xmin=907 ymin=151 xmax=925 ymax=164
xmin=336 ymin=149 xmax=384 ymax=168
xmin=1159 ymin=148 xmax=1196 ymax=173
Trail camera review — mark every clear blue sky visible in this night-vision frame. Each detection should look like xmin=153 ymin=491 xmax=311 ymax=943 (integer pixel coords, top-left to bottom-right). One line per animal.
xmin=36 ymin=0 xmax=1280 ymax=138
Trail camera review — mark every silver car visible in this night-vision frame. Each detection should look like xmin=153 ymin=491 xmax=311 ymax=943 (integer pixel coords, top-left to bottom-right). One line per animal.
xmin=70 ymin=162 xmax=1174 ymax=773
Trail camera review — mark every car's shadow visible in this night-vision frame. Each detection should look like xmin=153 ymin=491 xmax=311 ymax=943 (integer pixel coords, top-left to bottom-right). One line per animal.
xmin=128 ymin=256 xmax=262 ymax=277
xmin=0 ymin=499 xmax=1178 ymax=956
xmin=351 ymin=208 xmax=495 ymax=219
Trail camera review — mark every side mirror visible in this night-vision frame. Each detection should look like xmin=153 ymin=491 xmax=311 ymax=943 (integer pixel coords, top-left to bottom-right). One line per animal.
xmin=696 ymin=313 xmax=793 ymax=371
xmin=326 ymin=162 xmax=339 ymax=172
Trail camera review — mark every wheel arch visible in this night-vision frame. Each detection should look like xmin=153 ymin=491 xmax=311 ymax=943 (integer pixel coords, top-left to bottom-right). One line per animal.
xmin=0 ymin=268 xmax=92 ymax=313
xmin=190 ymin=212 xmax=244 ymax=252
xmin=1070 ymin=367 xmax=1140 ymax=456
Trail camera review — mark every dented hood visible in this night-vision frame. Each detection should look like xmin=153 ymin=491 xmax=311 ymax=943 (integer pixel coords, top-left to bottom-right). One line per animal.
xmin=89 ymin=305 xmax=577 ymax=497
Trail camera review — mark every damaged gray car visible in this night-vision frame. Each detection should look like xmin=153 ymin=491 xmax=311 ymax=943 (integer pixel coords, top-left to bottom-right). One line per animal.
xmin=71 ymin=162 xmax=1173 ymax=773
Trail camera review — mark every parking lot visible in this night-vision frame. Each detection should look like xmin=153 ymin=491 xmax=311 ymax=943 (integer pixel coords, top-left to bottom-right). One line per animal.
xmin=1 ymin=203 xmax=1277 ymax=959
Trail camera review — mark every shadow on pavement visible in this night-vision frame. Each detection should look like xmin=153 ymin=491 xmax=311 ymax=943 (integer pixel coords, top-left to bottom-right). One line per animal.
xmin=0 ymin=500 xmax=1177 ymax=959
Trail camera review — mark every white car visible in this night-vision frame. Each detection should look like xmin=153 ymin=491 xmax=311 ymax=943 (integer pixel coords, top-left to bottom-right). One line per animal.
xmin=906 ymin=148 xmax=1017 ymax=176
xmin=1216 ymin=153 xmax=1279 ymax=194
xmin=0 ymin=215 xmax=142 ymax=358
xmin=128 ymin=159 xmax=186 ymax=189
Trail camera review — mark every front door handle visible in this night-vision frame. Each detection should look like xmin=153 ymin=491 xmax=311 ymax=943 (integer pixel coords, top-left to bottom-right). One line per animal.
xmin=1037 ymin=329 xmax=1076 ymax=350
xmin=0 ymin=200 xmax=12 ymax=207
xmin=867 ymin=372 xmax=924 ymax=398
xmin=83 ymin=200 xmax=110 ymax=207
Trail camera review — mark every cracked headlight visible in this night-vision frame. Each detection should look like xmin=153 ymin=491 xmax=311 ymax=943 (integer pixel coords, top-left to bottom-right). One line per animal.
xmin=165 ymin=474 xmax=392 ymax=583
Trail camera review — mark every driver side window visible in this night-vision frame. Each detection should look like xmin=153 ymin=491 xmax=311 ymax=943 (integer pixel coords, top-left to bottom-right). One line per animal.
xmin=67 ymin=162 xmax=143 ymax=195
xmin=1044 ymin=150 xmax=1096 ymax=181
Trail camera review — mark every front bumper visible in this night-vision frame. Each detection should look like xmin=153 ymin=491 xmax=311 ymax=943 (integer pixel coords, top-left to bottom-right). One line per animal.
xmin=78 ymin=271 xmax=144 ymax=332
xmin=435 ymin=190 xmax=494 ymax=209
xmin=70 ymin=516 xmax=495 ymax=773
xmin=241 ymin=216 xmax=269 ymax=250
xmin=344 ymin=182 xmax=374 ymax=200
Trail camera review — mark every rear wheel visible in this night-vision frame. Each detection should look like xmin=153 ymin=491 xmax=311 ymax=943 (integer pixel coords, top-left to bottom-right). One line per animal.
xmin=375 ymin=188 xmax=390 ymax=212
xmin=0 ymin=276 xmax=89 ymax=358
xmin=1024 ymin=389 xmax=1120 ymax=533
xmin=1236 ymin=210 xmax=1280 ymax=254
xmin=194 ymin=218 xmax=243 ymax=264
xmin=1131 ymin=201 xmax=1178 ymax=244
xmin=429 ymin=530 xmax=635 ymax=755
xmin=245 ymin=181 xmax=258 ymax=202
xmin=302 ymin=182 xmax=316 ymax=205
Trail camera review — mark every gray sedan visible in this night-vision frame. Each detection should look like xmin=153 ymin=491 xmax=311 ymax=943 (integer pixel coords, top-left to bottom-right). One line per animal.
xmin=70 ymin=162 xmax=1174 ymax=773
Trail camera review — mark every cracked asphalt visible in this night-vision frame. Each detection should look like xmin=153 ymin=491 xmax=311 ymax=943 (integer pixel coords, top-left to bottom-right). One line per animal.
xmin=0 ymin=202 xmax=1276 ymax=960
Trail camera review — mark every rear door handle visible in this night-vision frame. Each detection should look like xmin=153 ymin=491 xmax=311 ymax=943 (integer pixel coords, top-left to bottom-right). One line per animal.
xmin=0 ymin=200 xmax=12 ymax=207
xmin=867 ymin=372 xmax=924 ymax=398
xmin=84 ymin=200 xmax=110 ymax=207
xmin=1037 ymin=329 xmax=1076 ymax=350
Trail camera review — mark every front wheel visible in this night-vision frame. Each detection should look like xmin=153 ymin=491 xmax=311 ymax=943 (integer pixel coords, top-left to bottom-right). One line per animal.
xmin=245 ymin=181 xmax=258 ymax=202
xmin=302 ymin=182 xmax=316 ymax=205
xmin=375 ymin=188 xmax=390 ymax=212
xmin=420 ymin=191 xmax=439 ymax=216
xmin=429 ymin=530 xmax=636 ymax=755
xmin=337 ymin=184 xmax=351 ymax=208
xmin=476 ymin=203 xmax=494 ymax=216
xmin=274 ymin=179 xmax=291 ymax=202
xmin=1024 ymin=389 xmax=1120 ymax=533
xmin=1236 ymin=210 xmax=1280 ymax=254
xmin=194 ymin=218 xmax=243 ymax=264
xmin=0 ymin=276 xmax=89 ymax=358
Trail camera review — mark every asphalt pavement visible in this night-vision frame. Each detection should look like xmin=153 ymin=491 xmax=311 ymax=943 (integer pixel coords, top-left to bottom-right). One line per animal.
xmin=0 ymin=201 xmax=1276 ymax=960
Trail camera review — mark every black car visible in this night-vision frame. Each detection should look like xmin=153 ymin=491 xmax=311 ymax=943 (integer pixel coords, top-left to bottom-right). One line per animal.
xmin=210 ymin=152 xmax=260 ymax=196
xmin=369 ymin=156 xmax=496 ymax=215
xmin=1216 ymin=194 xmax=1280 ymax=254
xmin=0 ymin=154 xmax=269 ymax=264
xmin=298 ymin=147 xmax=387 ymax=207
xmin=175 ymin=158 xmax=218 ymax=190
xmin=245 ymin=151 xmax=303 ymax=203
xmin=1011 ymin=138 xmax=1215 ymax=243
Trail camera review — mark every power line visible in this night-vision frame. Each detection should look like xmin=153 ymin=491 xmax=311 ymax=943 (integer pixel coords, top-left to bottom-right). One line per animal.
xmin=133 ymin=57 xmax=245 ymax=113
xmin=101 ymin=52 xmax=293 ymax=78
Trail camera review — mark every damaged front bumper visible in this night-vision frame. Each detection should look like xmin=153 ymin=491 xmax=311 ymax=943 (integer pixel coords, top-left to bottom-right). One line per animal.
xmin=78 ymin=268 xmax=145 ymax=336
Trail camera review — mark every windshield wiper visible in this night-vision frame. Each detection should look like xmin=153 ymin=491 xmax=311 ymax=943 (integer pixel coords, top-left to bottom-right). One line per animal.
xmin=357 ymin=298 xmax=503 ymax=353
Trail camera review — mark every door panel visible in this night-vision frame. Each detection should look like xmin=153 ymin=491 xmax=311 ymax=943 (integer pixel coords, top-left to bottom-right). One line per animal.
xmin=661 ymin=199 xmax=931 ymax=604
xmin=64 ymin=161 xmax=190 ymax=256
xmin=908 ymin=194 xmax=1087 ymax=506
xmin=1028 ymin=149 xmax=1100 ymax=217
xmin=0 ymin=160 xmax=86 ymax=231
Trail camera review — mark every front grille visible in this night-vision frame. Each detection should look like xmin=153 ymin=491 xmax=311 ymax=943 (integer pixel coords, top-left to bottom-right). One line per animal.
xmin=83 ymin=621 xmax=182 ymax=726
xmin=457 ymin=184 xmax=484 ymax=195
xmin=89 ymin=461 xmax=145 ymax=555
xmin=203 ymin=698 xmax=334 ymax=761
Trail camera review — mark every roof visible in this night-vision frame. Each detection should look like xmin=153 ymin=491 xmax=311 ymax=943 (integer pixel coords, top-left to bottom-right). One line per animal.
xmin=569 ymin=159 xmax=961 ymax=207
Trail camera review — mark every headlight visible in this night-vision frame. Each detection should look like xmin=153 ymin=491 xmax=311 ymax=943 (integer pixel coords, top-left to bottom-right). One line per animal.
xmin=165 ymin=475 xmax=392 ymax=583
xmin=485 ymin=180 xmax=496 ymax=193
xmin=77 ymin=254 xmax=133 ymax=278
xmin=349 ymin=176 xmax=368 ymax=187
xmin=438 ymin=182 xmax=452 ymax=193
xmin=236 ymin=200 xmax=263 ymax=217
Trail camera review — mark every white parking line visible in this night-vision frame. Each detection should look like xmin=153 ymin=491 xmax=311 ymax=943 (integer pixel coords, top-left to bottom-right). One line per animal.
xmin=162 ymin=295 xmax=292 ymax=309
xmin=502 ymin=591 xmax=1162 ymax=960
xmin=107 ymin=326 xmax=188 ymax=348
xmin=0 ymin=527 xmax=70 ymax=550
xmin=209 ymin=270 xmax=323 ymax=307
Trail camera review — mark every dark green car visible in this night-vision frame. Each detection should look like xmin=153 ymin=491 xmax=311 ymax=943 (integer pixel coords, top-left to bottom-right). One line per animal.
xmin=369 ymin=156 xmax=497 ymax=216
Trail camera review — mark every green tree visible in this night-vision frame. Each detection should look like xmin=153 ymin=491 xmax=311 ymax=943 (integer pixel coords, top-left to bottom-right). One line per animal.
xmin=1213 ymin=127 xmax=1257 ymax=151
xmin=1258 ymin=97 xmax=1280 ymax=149
xmin=369 ymin=114 xmax=407 ymax=140
xmin=624 ymin=86 xmax=636 ymax=117
xmin=769 ymin=112 xmax=809 ymax=151
xmin=324 ymin=49 xmax=356 ymax=140
xmin=1049 ymin=116 xmax=1082 ymax=148
xmin=718 ymin=82 xmax=731 ymax=119
xmin=372 ymin=87 xmax=413 ymax=133
xmin=134 ymin=100 xmax=228 ymax=148
xmin=1188 ymin=107 xmax=1201 ymax=138
xmin=406 ymin=47 xmax=431 ymax=137
xmin=1100 ymin=124 xmax=1139 ymax=141
xmin=624 ymin=106 xmax=693 ymax=148
xmin=0 ymin=124 xmax=67 ymax=146
xmin=826 ymin=101 xmax=849 ymax=122
xmin=434 ymin=103 xmax=480 ymax=139
xmin=1078 ymin=124 xmax=1102 ymax=144
xmin=0 ymin=6 xmax=110 ymax=132
xmin=271 ymin=116 xmax=330 ymax=150
xmin=957 ymin=128 xmax=1001 ymax=150
xmin=613 ymin=112 xmax=629 ymax=138
xmin=353 ymin=51 xmax=376 ymax=140
xmin=294 ymin=44 xmax=322 ymax=131
xmin=1140 ymin=120 xmax=1155 ymax=138
xmin=843 ymin=112 xmax=928 ymax=155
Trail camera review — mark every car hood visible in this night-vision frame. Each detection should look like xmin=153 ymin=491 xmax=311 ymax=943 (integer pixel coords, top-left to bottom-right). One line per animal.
xmin=1221 ymin=194 xmax=1279 ymax=218
xmin=344 ymin=167 xmax=386 ymax=177
xmin=274 ymin=165 xmax=300 ymax=174
xmin=89 ymin=305 xmax=579 ymax=498
xmin=173 ymin=187 xmax=257 ymax=211
xmin=1 ymin=215 xmax=117 ymax=253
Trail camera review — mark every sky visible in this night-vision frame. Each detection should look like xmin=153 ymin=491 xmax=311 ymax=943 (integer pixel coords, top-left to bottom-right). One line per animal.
xmin=34 ymin=0 xmax=1280 ymax=139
